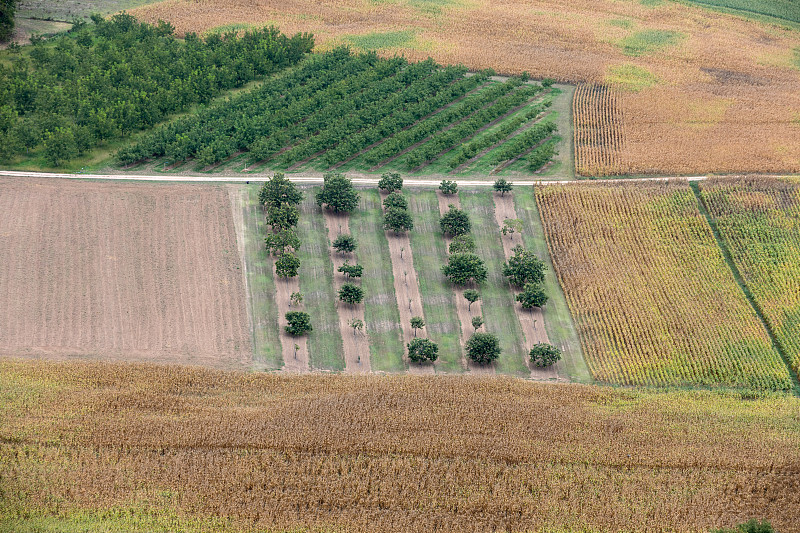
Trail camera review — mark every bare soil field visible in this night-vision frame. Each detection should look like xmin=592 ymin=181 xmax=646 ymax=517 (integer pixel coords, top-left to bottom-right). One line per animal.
xmin=131 ymin=0 xmax=800 ymax=176
xmin=0 ymin=178 xmax=251 ymax=368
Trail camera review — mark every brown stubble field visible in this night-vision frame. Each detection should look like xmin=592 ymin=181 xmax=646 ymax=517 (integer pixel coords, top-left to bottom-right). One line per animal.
xmin=0 ymin=178 xmax=252 ymax=368
xmin=2 ymin=360 xmax=799 ymax=532
xmin=131 ymin=0 xmax=800 ymax=176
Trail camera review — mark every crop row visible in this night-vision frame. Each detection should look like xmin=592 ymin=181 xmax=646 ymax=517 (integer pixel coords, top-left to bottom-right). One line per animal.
xmin=488 ymin=121 xmax=557 ymax=165
xmin=536 ymin=181 xmax=793 ymax=391
xmin=446 ymin=99 xmax=552 ymax=169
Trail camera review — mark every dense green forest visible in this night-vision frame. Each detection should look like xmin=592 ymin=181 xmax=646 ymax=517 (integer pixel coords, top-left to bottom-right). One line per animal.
xmin=0 ymin=14 xmax=313 ymax=165
xmin=0 ymin=0 xmax=16 ymax=42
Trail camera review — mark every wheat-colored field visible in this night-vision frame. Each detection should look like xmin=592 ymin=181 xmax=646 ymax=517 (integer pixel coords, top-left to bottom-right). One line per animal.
xmin=1 ymin=360 xmax=798 ymax=532
xmin=129 ymin=0 xmax=800 ymax=176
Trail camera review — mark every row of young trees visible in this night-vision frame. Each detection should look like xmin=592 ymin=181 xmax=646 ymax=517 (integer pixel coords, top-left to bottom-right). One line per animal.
xmin=0 ymin=14 xmax=313 ymax=165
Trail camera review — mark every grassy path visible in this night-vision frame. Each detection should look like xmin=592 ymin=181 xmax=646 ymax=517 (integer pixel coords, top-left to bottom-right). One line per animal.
xmin=515 ymin=186 xmax=592 ymax=382
xmin=350 ymin=190 xmax=405 ymax=372
xmin=460 ymin=190 xmax=529 ymax=376
xmin=297 ymin=190 xmax=344 ymax=371
xmin=407 ymin=190 xmax=464 ymax=373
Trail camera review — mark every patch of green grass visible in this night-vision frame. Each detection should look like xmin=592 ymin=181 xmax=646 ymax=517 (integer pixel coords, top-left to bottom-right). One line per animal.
xmin=608 ymin=18 xmax=635 ymax=29
xmin=620 ymin=30 xmax=684 ymax=57
xmin=204 ymin=23 xmax=259 ymax=35
xmin=605 ymin=63 xmax=659 ymax=92
xmin=640 ymin=0 xmax=664 ymax=7
xmin=459 ymin=191 xmax=528 ymax=376
xmin=297 ymin=189 xmax=344 ymax=371
xmin=350 ymin=190 xmax=406 ymax=372
xmin=408 ymin=191 xmax=465 ymax=373
xmin=345 ymin=30 xmax=417 ymax=51
xmin=243 ymin=186 xmax=281 ymax=370
xmin=370 ymin=0 xmax=465 ymax=15
xmin=514 ymin=187 xmax=592 ymax=382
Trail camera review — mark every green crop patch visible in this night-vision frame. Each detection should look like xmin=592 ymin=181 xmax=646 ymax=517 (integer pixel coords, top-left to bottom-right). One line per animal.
xmin=345 ymin=30 xmax=417 ymax=51
xmin=620 ymin=30 xmax=684 ymax=57
xmin=605 ymin=63 xmax=660 ymax=92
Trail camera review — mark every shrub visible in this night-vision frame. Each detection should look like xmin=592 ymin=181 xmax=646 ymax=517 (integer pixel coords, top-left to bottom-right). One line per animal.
xmin=378 ymin=172 xmax=403 ymax=193
xmin=466 ymin=332 xmax=501 ymax=364
xmin=275 ymin=252 xmax=300 ymax=278
xmin=339 ymin=283 xmax=364 ymax=305
xmin=529 ymin=343 xmax=561 ymax=367
xmin=449 ymin=234 xmax=476 ymax=254
xmin=442 ymin=253 xmax=487 ymax=285
xmin=516 ymin=282 xmax=548 ymax=309
xmin=285 ymin=311 xmax=312 ymax=336
xmin=407 ymin=338 xmax=438 ymax=363
xmin=440 ymin=205 xmax=471 ymax=236
xmin=439 ymin=179 xmax=458 ymax=195
xmin=503 ymin=245 xmax=546 ymax=287
xmin=332 ymin=234 xmax=357 ymax=254
xmin=384 ymin=206 xmax=414 ymax=233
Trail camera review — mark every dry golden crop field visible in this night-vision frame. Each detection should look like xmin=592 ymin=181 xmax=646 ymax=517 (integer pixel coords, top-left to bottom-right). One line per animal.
xmin=1 ymin=360 xmax=799 ymax=532
xmin=0 ymin=178 xmax=251 ymax=368
xmin=129 ymin=0 xmax=800 ymax=176
xmin=536 ymin=180 xmax=793 ymax=391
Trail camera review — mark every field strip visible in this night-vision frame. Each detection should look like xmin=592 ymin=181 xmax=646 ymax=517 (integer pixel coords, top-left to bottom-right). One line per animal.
xmin=0 ymin=170 xmax=716 ymax=186
xmin=436 ymin=192 xmax=492 ymax=375
xmin=274 ymin=265 xmax=309 ymax=373
xmin=381 ymin=192 xmax=433 ymax=375
xmin=493 ymin=193 xmax=564 ymax=381
xmin=227 ymin=186 xmax=256 ymax=363
xmin=323 ymin=211 xmax=371 ymax=373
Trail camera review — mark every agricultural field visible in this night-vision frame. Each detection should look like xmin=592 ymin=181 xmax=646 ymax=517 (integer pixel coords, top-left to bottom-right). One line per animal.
xmin=573 ymin=84 xmax=626 ymax=176
xmin=0 ymin=177 xmax=252 ymax=368
xmin=2 ymin=360 xmax=799 ymax=532
xmin=131 ymin=0 xmax=800 ymax=176
xmin=536 ymin=180 xmax=795 ymax=392
xmin=118 ymin=48 xmax=564 ymax=179
xmin=699 ymin=176 xmax=800 ymax=378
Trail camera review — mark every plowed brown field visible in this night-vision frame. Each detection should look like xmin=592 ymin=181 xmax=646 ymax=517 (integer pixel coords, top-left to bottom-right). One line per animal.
xmin=0 ymin=178 xmax=251 ymax=368
xmin=130 ymin=0 xmax=800 ymax=175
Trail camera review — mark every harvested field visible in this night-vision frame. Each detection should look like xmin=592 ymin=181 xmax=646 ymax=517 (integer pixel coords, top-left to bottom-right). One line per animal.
xmin=699 ymin=176 xmax=800 ymax=378
xmin=536 ymin=180 xmax=793 ymax=391
xmin=2 ymin=360 xmax=799 ymax=532
xmin=0 ymin=178 xmax=251 ymax=368
xmin=130 ymin=0 xmax=800 ymax=176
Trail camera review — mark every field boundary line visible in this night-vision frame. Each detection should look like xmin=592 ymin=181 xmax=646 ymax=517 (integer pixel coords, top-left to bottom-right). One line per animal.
xmin=690 ymin=182 xmax=800 ymax=393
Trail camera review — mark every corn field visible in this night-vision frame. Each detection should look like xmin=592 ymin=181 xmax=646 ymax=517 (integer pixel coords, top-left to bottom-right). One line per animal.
xmin=1 ymin=360 xmax=799 ymax=532
xmin=536 ymin=181 xmax=793 ymax=391
xmin=573 ymin=84 xmax=625 ymax=176
xmin=700 ymin=176 xmax=800 ymax=377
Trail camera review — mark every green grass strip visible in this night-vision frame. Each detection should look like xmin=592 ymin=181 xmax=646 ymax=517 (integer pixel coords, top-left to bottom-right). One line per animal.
xmin=459 ymin=190 xmax=529 ymax=376
xmin=350 ymin=190 xmax=406 ymax=371
xmin=407 ymin=190 xmax=464 ymax=373
xmin=515 ymin=187 xmax=593 ymax=382
xmin=298 ymin=189 xmax=345 ymax=371
xmin=243 ymin=185 xmax=282 ymax=369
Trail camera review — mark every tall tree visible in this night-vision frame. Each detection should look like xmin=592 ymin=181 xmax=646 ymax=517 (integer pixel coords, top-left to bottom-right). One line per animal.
xmin=465 ymin=332 xmax=501 ymax=364
xmin=285 ymin=311 xmax=312 ymax=336
xmin=439 ymin=205 xmax=471 ymax=237
xmin=316 ymin=173 xmax=359 ymax=213
xmin=503 ymin=245 xmax=546 ymax=287
xmin=259 ymin=172 xmax=303 ymax=208
xmin=442 ymin=253 xmax=487 ymax=285
xmin=407 ymin=338 xmax=438 ymax=363
xmin=378 ymin=172 xmax=403 ymax=193
xmin=338 ymin=283 xmax=364 ymax=305
xmin=493 ymin=178 xmax=513 ymax=196
xmin=332 ymin=234 xmax=357 ymax=255
xmin=383 ymin=207 xmax=414 ymax=233
xmin=275 ymin=253 xmax=300 ymax=278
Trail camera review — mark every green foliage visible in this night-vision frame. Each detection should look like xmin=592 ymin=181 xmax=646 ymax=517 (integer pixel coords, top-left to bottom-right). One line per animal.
xmin=378 ymin=172 xmax=403 ymax=192
xmin=383 ymin=206 xmax=414 ymax=233
xmin=266 ymin=204 xmax=300 ymax=230
xmin=290 ymin=291 xmax=303 ymax=307
xmin=466 ymin=332 xmax=501 ymax=364
xmin=712 ymin=519 xmax=775 ymax=533
xmin=259 ymin=173 xmax=303 ymax=208
xmin=285 ymin=311 xmax=312 ymax=336
xmin=439 ymin=179 xmax=458 ymax=195
xmin=439 ymin=205 xmax=471 ymax=236
xmin=620 ymin=30 xmax=683 ymax=57
xmin=346 ymin=29 xmax=416 ymax=51
xmin=276 ymin=252 xmax=302 ymax=282
xmin=501 ymin=218 xmax=523 ymax=239
xmin=529 ymin=343 xmax=561 ymax=367
xmin=463 ymin=289 xmax=480 ymax=310
xmin=516 ymin=281 xmax=548 ymax=309
xmin=316 ymin=173 xmax=360 ymax=213
xmin=332 ymin=234 xmax=357 ymax=254
xmin=0 ymin=0 xmax=16 ymax=42
xmin=442 ymin=253 xmax=487 ymax=285
xmin=679 ymin=0 xmax=800 ymax=26
xmin=503 ymin=244 xmax=546 ymax=287
xmin=489 ymin=121 xmax=557 ymax=165
xmin=338 ymin=282 xmax=364 ymax=305
xmin=410 ymin=316 xmax=425 ymax=336
xmin=348 ymin=317 xmax=364 ymax=336
xmin=275 ymin=252 xmax=300 ymax=278
xmin=264 ymin=228 xmax=300 ymax=255
xmin=338 ymin=261 xmax=363 ymax=278
xmin=493 ymin=178 xmax=513 ymax=196
xmin=4 ymin=15 xmax=312 ymax=166
xmin=383 ymin=191 xmax=408 ymax=210
xmin=471 ymin=315 xmax=484 ymax=331
xmin=449 ymin=234 xmax=476 ymax=254
xmin=407 ymin=337 xmax=439 ymax=363
xmin=527 ymin=138 xmax=559 ymax=172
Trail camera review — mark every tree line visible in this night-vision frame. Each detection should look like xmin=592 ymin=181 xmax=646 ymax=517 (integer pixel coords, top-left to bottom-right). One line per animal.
xmin=0 ymin=14 xmax=313 ymax=165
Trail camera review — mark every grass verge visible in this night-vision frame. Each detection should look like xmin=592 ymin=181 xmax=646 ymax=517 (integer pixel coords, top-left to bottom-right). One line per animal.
xmin=460 ymin=190 xmax=528 ymax=376
xmin=350 ymin=190 xmax=406 ymax=372
xmin=407 ymin=190 xmax=464 ymax=373
xmin=298 ymin=189 xmax=344 ymax=371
